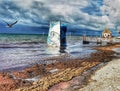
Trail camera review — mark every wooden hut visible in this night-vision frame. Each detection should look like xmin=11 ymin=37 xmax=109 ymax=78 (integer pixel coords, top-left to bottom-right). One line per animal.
xmin=102 ymin=28 xmax=112 ymax=38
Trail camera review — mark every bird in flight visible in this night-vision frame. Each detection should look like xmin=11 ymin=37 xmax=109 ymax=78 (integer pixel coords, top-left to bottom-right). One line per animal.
xmin=5 ymin=21 xmax=18 ymax=28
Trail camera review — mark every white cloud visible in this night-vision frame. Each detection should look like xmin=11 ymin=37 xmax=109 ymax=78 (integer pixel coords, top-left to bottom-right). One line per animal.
xmin=12 ymin=0 xmax=33 ymax=9
xmin=101 ymin=0 xmax=120 ymax=29
xmin=1 ymin=0 xmax=117 ymax=31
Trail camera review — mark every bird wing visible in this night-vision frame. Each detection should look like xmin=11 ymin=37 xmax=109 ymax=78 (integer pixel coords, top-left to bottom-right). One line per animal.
xmin=11 ymin=21 xmax=18 ymax=26
xmin=4 ymin=21 xmax=10 ymax=26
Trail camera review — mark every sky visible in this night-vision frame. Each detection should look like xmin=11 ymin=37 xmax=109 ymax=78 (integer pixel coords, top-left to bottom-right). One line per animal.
xmin=0 ymin=0 xmax=120 ymax=36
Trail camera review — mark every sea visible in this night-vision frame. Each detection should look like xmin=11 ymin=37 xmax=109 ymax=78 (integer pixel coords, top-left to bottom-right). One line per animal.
xmin=0 ymin=34 xmax=97 ymax=71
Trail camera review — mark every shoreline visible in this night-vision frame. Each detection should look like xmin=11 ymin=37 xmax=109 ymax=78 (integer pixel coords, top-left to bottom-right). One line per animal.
xmin=0 ymin=43 xmax=119 ymax=91
xmin=48 ymin=44 xmax=120 ymax=91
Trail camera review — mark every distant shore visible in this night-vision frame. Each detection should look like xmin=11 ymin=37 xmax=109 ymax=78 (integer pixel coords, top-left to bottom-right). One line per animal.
xmin=0 ymin=43 xmax=119 ymax=91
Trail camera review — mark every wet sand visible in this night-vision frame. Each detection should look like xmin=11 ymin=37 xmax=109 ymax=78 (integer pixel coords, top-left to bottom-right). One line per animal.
xmin=0 ymin=43 xmax=119 ymax=91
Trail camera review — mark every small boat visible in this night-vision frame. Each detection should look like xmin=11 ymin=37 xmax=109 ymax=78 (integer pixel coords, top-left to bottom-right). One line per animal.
xmin=83 ymin=40 xmax=89 ymax=44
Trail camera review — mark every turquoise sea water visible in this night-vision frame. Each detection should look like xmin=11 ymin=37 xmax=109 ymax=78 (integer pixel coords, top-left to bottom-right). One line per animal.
xmin=0 ymin=34 xmax=96 ymax=71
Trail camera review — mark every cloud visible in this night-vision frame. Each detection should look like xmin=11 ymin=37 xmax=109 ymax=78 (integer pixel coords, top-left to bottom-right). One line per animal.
xmin=0 ymin=0 xmax=118 ymax=31
xmin=101 ymin=0 xmax=120 ymax=29
xmin=12 ymin=0 xmax=33 ymax=9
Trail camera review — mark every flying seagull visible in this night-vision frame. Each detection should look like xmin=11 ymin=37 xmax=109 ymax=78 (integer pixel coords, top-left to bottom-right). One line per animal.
xmin=5 ymin=21 xmax=18 ymax=28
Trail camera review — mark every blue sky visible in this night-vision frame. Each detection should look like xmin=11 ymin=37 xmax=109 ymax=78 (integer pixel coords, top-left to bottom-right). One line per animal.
xmin=0 ymin=0 xmax=120 ymax=36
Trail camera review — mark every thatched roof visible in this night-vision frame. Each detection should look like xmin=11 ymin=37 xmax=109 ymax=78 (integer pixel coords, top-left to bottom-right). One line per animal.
xmin=102 ymin=28 xmax=111 ymax=34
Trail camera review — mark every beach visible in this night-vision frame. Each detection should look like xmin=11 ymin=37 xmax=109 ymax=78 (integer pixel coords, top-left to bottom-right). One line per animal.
xmin=0 ymin=43 xmax=118 ymax=91
xmin=78 ymin=58 xmax=120 ymax=91
xmin=48 ymin=44 xmax=120 ymax=91
xmin=1 ymin=0 xmax=120 ymax=91
xmin=0 ymin=34 xmax=119 ymax=91
xmin=77 ymin=47 xmax=120 ymax=91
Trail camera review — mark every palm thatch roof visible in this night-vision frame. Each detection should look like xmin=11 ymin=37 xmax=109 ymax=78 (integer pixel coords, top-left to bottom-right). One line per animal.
xmin=102 ymin=28 xmax=111 ymax=34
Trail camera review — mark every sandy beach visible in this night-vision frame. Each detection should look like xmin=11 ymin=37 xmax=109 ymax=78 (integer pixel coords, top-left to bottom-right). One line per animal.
xmin=48 ymin=44 xmax=120 ymax=91
xmin=78 ymin=58 xmax=120 ymax=91
xmin=77 ymin=46 xmax=120 ymax=91
xmin=0 ymin=43 xmax=119 ymax=91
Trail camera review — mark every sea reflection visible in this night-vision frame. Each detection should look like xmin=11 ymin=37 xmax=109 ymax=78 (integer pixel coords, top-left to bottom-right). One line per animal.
xmin=46 ymin=46 xmax=67 ymax=55
xmin=59 ymin=46 xmax=67 ymax=53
